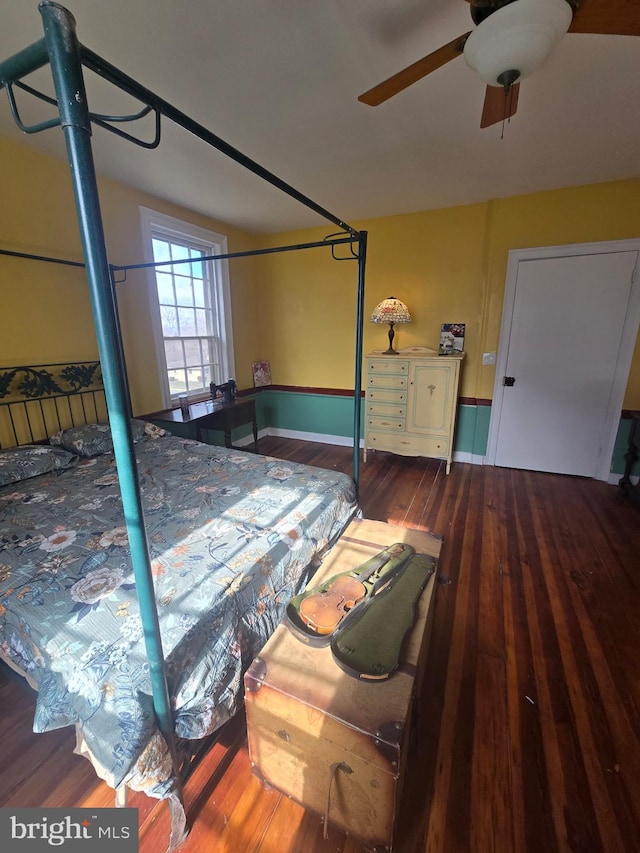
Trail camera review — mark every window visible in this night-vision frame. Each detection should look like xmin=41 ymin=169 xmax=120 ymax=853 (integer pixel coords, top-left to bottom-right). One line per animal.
xmin=140 ymin=208 xmax=235 ymax=408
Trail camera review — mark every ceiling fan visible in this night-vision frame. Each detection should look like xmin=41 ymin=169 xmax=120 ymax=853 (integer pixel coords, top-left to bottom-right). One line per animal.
xmin=358 ymin=0 xmax=640 ymax=129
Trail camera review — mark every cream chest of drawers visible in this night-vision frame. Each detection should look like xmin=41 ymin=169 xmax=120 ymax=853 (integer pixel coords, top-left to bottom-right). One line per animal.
xmin=364 ymin=347 xmax=464 ymax=473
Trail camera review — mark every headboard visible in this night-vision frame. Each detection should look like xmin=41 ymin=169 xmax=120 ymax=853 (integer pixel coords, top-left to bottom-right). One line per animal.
xmin=0 ymin=362 xmax=106 ymax=448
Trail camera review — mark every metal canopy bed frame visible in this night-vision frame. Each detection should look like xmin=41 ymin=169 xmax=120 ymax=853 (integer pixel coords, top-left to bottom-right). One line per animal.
xmin=0 ymin=0 xmax=366 ymax=841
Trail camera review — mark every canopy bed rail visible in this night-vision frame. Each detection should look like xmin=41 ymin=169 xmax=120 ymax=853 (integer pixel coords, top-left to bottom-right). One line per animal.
xmin=0 ymin=3 xmax=366 ymax=847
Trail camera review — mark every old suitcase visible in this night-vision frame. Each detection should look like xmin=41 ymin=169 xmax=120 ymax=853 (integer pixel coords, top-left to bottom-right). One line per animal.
xmin=244 ymin=518 xmax=442 ymax=850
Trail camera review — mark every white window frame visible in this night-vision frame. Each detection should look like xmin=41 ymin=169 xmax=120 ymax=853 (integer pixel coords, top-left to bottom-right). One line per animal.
xmin=139 ymin=207 xmax=235 ymax=409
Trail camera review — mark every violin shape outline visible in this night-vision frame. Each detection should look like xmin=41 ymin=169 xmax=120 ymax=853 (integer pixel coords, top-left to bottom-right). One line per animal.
xmin=286 ymin=542 xmax=415 ymax=645
xmin=299 ymin=573 xmax=368 ymax=635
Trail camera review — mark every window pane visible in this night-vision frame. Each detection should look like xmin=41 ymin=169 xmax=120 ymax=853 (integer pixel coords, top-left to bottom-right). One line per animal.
xmin=201 ymin=364 xmax=213 ymax=388
xmin=190 ymin=248 xmax=204 ymax=280
xmin=174 ymin=276 xmax=193 ymax=307
xmin=184 ymin=339 xmax=201 ymax=367
xmin=193 ymin=279 xmax=205 ymax=308
xmin=164 ymin=339 xmax=184 ymax=370
xmin=168 ymin=369 xmax=187 ymax=395
xmin=152 ymin=239 xmax=171 ymax=263
xmin=177 ymin=307 xmax=196 ymax=336
xmin=195 ymin=308 xmax=210 ymax=336
xmin=186 ymin=368 xmax=204 ymax=391
xmin=155 ymin=272 xmax=174 ymax=305
xmin=171 ymin=244 xmax=189 ymax=262
xmin=169 ymin=244 xmax=189 ymax=280
xmin=160 ymin=305 xmax=179 ymax=336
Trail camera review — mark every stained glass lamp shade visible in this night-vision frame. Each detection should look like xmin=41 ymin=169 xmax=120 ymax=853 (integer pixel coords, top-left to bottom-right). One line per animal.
xmin=370 ymin=297 xmax=412 ymax=354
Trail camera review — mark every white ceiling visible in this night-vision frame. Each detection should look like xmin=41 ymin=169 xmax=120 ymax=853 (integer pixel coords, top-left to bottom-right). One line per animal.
xmin=0 ymin=0 xmax=638 ymax=234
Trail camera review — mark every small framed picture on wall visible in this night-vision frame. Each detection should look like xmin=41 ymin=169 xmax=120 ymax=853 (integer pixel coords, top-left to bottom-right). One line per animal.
xmin=252 ymin=361 xmax=272 ymax=387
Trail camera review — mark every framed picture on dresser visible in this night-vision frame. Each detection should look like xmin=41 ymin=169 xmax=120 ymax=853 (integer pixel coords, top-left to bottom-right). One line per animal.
xmin=439 ymin=323 xmax=465 ymax=355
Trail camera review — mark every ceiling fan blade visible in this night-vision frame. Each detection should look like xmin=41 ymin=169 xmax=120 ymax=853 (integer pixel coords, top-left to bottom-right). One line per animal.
xmin=569 ymin=0 xmax=640 ymax=36
xmin=480 ymin=82 xmax=520 ymax=128
xmin=358 ymin=33 xmax=471 ymax=106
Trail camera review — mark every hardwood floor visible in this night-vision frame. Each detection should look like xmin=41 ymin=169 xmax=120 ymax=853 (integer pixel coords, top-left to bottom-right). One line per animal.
xmin=2 ymin=436 xmax=639 ymax=852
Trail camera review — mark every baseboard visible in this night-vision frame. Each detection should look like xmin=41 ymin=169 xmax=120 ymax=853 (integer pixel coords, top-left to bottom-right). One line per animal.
xmin=265 ymin=427 xmax=363 ymax=447
xmin=233 ymin=427 xmax=270 ymax=448
xmin=607 ymin=472 xmax=639 ymax=486
xmin=453 ymin=451 xmax=485 ymax=466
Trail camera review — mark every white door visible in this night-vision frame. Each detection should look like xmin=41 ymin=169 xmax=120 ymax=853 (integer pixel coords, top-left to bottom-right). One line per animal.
xmin=488 ymin=242 xmax=640 ymax=479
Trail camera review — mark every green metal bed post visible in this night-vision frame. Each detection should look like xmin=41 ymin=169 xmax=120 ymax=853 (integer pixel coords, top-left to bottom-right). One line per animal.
xmin=353 ymin=231 xmax=367 ymax=499
xmin=38 ymin=0 xmax=177 ymax=772
xmin=109 ymin=264 xmax=134 ymax=419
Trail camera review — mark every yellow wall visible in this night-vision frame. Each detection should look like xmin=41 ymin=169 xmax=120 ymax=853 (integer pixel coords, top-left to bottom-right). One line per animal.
xmin=258 ymin=178 xmax=640 ymax=408
xmin=2 ymin=134 xmax=639 ymax=413
xmin=0 ymin=135 xmax=262 ymax=415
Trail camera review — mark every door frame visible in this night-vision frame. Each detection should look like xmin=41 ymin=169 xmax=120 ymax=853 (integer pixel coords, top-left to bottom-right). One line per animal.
xmin=485 ymin=239 xmax=640 ymax=480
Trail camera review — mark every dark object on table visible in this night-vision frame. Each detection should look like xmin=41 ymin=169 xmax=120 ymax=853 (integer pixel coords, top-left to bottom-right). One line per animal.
xmin=211 ymin=379 xmax=237 ymax=403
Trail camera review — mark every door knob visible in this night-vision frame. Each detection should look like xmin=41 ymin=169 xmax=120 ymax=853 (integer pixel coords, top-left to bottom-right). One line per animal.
xmin=503 ymin=376 xmax=516 ymax=387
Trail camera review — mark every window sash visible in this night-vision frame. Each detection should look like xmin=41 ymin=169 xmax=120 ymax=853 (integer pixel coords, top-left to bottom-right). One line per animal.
xmin=140 ymin=207 xmax=235 ymax=409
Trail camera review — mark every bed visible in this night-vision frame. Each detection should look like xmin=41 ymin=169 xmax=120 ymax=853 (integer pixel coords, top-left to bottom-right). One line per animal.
xmin=0 ymin=368 xmax=356 ymax=828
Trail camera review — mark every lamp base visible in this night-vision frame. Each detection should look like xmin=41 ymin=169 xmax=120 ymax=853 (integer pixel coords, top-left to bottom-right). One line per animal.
xmin=382 ymin=322 xmax=399 ymax=355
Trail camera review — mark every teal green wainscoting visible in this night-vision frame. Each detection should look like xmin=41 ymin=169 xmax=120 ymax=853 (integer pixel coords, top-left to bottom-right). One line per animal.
xmin=455 ymin=402 xmax=491 ymax=460
xmin=256 ymin=389 xmax=488 ymax=459
xmin=611 ymin=414 xmax=639 ymax=477
xmin=257 ymin=389 xmax=358 ymax=443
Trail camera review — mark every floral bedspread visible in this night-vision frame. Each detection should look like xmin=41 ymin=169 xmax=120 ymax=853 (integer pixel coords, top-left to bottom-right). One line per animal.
xmin=0 ymin=435 xmax=356 ymax=798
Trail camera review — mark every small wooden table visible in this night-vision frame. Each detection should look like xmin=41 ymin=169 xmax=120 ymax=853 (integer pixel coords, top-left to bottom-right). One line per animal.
xmin=153 ymin=397 xmax=258 ymax=451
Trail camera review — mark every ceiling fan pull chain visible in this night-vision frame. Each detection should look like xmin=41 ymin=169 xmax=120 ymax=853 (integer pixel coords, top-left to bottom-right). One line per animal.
xmin=501 ymin=87 xmax=509 ymax=140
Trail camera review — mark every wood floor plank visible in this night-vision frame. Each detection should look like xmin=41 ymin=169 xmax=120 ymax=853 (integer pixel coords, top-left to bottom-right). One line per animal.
xmin=470 ymin=651 xmax=514 ymax=853
xmin=252 ymin=792 xmax=308 ymax=850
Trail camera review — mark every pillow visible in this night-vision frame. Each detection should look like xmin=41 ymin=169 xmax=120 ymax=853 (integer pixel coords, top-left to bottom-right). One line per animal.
xmin=50 ymin=419 xmax=168 ymax=458
xmin=50 ymin=422 xmax=112 ymax=458
xmin=0 ymin=444 xmax=78 ymax=487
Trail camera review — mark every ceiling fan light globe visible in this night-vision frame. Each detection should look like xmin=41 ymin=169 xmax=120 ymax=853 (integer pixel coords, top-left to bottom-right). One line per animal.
xmin=463 ymin=0 xmax=573 ymax=86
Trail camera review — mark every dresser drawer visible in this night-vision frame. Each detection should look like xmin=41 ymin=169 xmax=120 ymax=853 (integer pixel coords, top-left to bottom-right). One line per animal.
xmin=366 ymin=401 xmax=406 ymax=418
xmin=366 ymin=388 xmax=407 ymax=404
xmin=368 ymin=375 xmax=408 ymax=390
xmin=366 ymin=431 xmax=450 ymax=458
xmin=366 ymin=416 xmax=405 ymax=432
xmin=367 ymin=359 xmax=409 ymax=375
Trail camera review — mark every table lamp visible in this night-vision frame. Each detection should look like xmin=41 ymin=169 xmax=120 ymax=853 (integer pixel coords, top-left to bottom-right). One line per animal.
xmin=370 ymin=297 xmax=412 ymax=354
